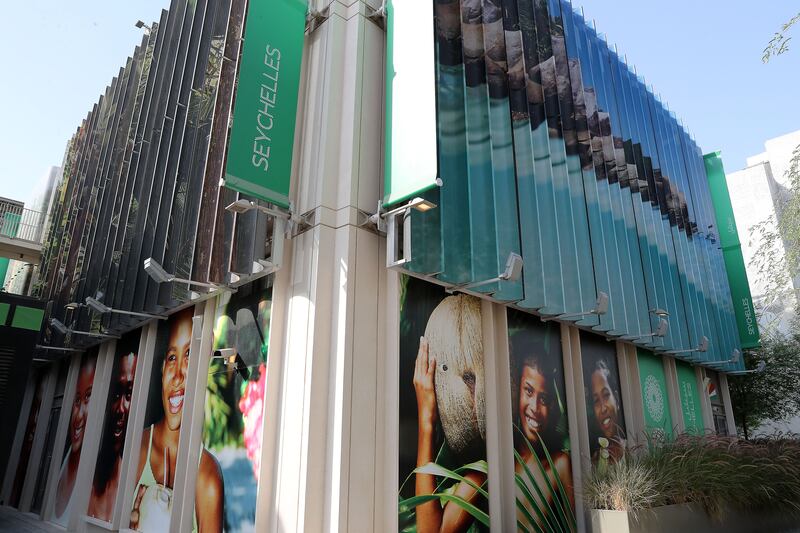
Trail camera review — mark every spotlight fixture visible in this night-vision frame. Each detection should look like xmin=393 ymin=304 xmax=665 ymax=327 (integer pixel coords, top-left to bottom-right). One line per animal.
xmin=649 ymin=308 xmax=669 ymax=318
xmin=224 ymin=199 xmax=309 ymax=237
xmin=628 ymin=318 xmax=669 ymax=341
xmin=135 ymin=20 xmax=152 ymax=32
xmin=35 ymin=345 xmax=83 ymax=353
xmin=544 ymin=291 xmax=609 ymax=322
xmin=49 ymin=318 xmax=119 ymax=339
xmin=143 ymin=258 xmax=231 ymax=292
xmin=667 ymin=336 xmax=709 ymax=357
xmin=447 ymin=252 xmax=523 ymax=294
xmin=366 ymin=197 xmax=438 ymax=233
xmin=727 ymin=360 xmax=767 ymax=376
xmin=85 ymin=297 xmax=165 ymax=320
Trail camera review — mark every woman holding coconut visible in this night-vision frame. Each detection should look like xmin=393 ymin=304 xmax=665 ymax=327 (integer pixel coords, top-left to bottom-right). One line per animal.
xmin=411 ymin=296 xmax=572 ymax=532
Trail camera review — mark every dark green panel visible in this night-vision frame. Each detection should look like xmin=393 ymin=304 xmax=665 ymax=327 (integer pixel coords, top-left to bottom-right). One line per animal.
xmin=11 ymin=306 xmax=45 ymax=331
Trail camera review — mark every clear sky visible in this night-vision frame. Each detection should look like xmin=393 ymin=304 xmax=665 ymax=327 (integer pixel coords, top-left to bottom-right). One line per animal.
xmin=0 ymin=1 xmax=798 ymax=204
xmin=0 ymin=0 xmax=167 ymax=204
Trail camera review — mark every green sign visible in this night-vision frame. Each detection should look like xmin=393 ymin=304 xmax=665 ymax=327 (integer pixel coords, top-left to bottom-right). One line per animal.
xmin=224 ymin=0 xmax=307 ymax=209
xmin=676 ymin=362 xmax=704 ymax=434
xmin=704 ymin=152 xmax=761 ymax=349
xmin=383 ymin=0 xmax=438 ymax=207
xmin=11 ymin=306 xmax=44 ymax=331
xmin=637 ymin=349 xmax=673 ymax=441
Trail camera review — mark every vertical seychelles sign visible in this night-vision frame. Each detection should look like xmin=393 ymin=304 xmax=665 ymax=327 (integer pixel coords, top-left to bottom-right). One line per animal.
xmin=383 ymin=0 xmax=439 ymax=207
xmin=704 ymin=152 xmax=760 ymax=349
xmin=224 ymin=0 xmax=308 ymax=209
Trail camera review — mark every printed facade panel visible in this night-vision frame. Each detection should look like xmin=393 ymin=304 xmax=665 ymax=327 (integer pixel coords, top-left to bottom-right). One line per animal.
xmin=88 ymin=330 xmax=142 ymax=522
xmin=399 ymin=275 xmax=489 ymax=532
xmin=507 ymin=309 xmax=575 ymax=532
xmin=636 ymin=349 xmax=673 ymax=442
xmin=580 ymin=332 xmax=627 ymax=467
xmin=676 ymin=362 xmax=704 ymax=435
xmin=129 ymin=307 xmax=194 ymax=532
xmin=53 ymin=350 xmax=98 ymax=527
xmin=193 ymin=284 xmax=273 ymax=532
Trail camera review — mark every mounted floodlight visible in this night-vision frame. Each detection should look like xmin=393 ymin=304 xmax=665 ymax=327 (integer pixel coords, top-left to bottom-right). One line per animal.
xmin=447 ymin=253 xmax=523 ymax=294
xmin=667 ymin=336 xmax=709 ymax=356
xmin=368 ymin=197 xmax=438 ymax=231
xmin=378 ymin=197 xmax=440 ymax=267
xmin=143 ymin=257 xmax=228 ymax=292
xmin=649 ymin=308 xmax=669 ymax=318
xmin=628 ymin=318 xmax=669 ymax=341
xmin=49 ymin=318 xmax=68 ymax=335
xmin=85 ymin=296 xmax=165 ymax=320
xmin=65 ymin=302 xmax=83 ymax=311
xmin=546 ymin=291 xmax=609 ymax=322
xmin=35 ymin=345 xmax=83 ymax=353
xmin=212 ymin=348 xmax=250 ymax=380
xmin=225 ymin=199 xmax=291 ymax=220
xmin=707 ymin=348 xmax=743 ymax=369
xmin=50 ymin=318 xmax=119 ymax=339
xmin=727 ymin=360 xmax=767 ymax=376
xmin=135 ymin=20 xmax=151 ymax=31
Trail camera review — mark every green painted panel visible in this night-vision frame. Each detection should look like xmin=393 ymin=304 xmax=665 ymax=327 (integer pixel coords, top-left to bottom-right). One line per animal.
xmin=704 ymin=152 xmax=760 ymax=349
xmin=1 ymin=212 xmax=21 ymax=238
xmin=223 ymin=0 xmax=307 ymax=208
xmin=704 ymin=151 xmax=740 ymax=249
xmin=676 ymin=362 xmax=704 ymax=434
xmin=383 ymin=0 xmax=438 ymax=207
xmin=0 ymin=257 xmax=9 ymax=287
xmin=637 ymin=348 xmax=673 ymax=440
xmin=0 ymin=302 xmax=9 ymax=325
xmin=11 ymin=306 xmax=44 ymax=331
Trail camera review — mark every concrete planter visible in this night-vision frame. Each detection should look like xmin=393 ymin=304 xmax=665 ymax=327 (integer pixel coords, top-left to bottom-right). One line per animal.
xmin=591 ymin=504 xmax=800 ymax=533
xmin=590 ymin=503 xmax=709 ymax=533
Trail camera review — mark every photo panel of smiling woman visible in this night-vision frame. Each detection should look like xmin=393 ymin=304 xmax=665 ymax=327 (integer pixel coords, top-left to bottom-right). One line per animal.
xmin=580 ymin=332 xmax=627 ymax=468
xmin=88 ymin=329 xmax=140 ymax=522
xmin=128 ymin=307 xmax=223 ymax=532
xmin=398 ymin=276 xmax=490 ymax=532
xmin=507 ymin=309 xmax=575 ymax=532
xmin=52 ymin=349 xmax=98 ymax=527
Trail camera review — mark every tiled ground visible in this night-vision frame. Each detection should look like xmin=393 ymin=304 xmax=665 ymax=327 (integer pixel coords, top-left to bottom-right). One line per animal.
xmin=0 ymin=506 xmax=62 ymax=532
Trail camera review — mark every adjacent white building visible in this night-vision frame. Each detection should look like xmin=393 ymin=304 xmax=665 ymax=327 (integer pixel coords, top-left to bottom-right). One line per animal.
xmin=726 ymin=129 xmax=800 ymax=336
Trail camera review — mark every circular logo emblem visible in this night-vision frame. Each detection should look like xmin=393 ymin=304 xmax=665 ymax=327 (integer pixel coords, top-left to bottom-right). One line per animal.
xmin=644 ymin=374 xmax=665 ymax=423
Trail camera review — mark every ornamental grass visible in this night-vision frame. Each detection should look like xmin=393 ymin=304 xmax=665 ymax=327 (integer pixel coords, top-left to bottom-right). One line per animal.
xmin=584 ymin=433 xmax=800 ymax=519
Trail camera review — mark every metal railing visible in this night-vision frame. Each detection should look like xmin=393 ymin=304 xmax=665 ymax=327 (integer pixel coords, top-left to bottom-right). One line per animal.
xmin=0 ymin=198 xmax=45 ymax=244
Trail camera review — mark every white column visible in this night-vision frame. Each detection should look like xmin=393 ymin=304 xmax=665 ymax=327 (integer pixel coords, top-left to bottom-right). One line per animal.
xmin=564 ymin=325 xmax=588 ymax=533
xmin=481 ymin=301 xmax=515 ymax=532
xmin=257 ymin=1 xmax=387 ymax=531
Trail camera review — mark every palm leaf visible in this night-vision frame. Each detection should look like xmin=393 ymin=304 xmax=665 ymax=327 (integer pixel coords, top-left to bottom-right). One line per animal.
xmin=398 ymin=494 xmax=490 ymax=527
xmin=514 ymin=450 xmax=564 ymax=533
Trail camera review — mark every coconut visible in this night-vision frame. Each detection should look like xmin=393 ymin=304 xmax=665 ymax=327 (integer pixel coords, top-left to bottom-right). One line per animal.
xmin=424 ymin=294 xmax=486 ymax=455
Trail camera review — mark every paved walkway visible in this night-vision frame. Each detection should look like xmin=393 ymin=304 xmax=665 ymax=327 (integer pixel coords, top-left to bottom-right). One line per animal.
xmin=0 ymin=506 xmax=62 ymax=532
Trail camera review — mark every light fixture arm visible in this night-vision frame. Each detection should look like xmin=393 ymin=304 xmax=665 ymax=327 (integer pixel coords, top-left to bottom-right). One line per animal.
xmin=446 ymin=253 xmax=523 ymax=294
xmin=544 ymin=292 xmax=609 ymax=322
xmin=85 ymin=297 xmax=166 ymax=320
